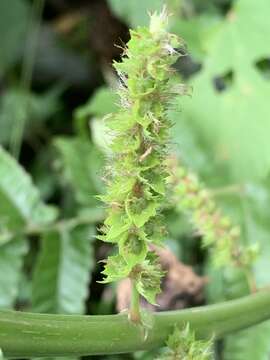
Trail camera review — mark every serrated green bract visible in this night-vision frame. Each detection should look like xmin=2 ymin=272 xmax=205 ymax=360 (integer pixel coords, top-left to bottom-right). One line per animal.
xmin=155 ymin=324 xmax=214 ymax=360
xmin=107 ymin=112 xmax=137 ymax=132
xmin=99 ymin=210 xmax=132 ymax=243
xmin=126 ymin=196 xmax=158 ymax=228
xmin=144 ymin=215 xmax=167 ymax=246
xmin=100 ymin=254 xmax=132 ymax=283
xmin=133 ymin=252 xmax=165 ymax=305
xmin=119 ymin=229 xmax=148 ymax=266
xmin=98 ymin=9 xmax=186 ymax=305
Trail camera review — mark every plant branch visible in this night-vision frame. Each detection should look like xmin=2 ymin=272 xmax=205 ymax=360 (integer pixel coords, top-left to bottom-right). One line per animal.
xmin=0 ymin=208 xmax=105 ymax=245
xmin=1 ymin=290 xmax=270 ymax=358
xmin=129 ymin=280 xmax=141 ymax=323
xmin=209 ymin=184 xmax=245 ymax=197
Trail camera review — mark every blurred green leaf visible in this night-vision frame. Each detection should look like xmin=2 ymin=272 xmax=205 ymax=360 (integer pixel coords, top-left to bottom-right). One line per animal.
xmin=0 ymin=146 xmax=57 ymax=232
xmin=32 ymin=225 xmax=95 ymax=314
xmin=108 ymin=0 xmax=163 ymax=27
xmin=171 ymin=15 xmax=220 ymax=60
xmin=169 ymin=107 xmax=220 ymax=182
xmin=75 ymin=86 xmax=118 ymax=120
xmin=179 ymin=0 xmax=270 ymax=181
xmin=31 ymin=147 xmax=58 ymax=201
xmin=221 ymin=178 xmax=270 ymax=360
xmin=0 ymin=0 xmax=29 ymax=75
xmin=242 ymin=180 xmax=270 ymax=288
xmin=0 ymin=88 xmax=61 ymax=145
xmin=54 ymin=137 xmax=104 ymax=208
xmin=76 ymin=86 xmax=118 ymax=153
xmin=206 ymin=178 xmax=270 ymax=359
xmin=224 ymin=321 xmax=270 ymax=360
xmin=0 ymin=238 xmax=28 ymax=308
xmin=206 ymin=265 xmax=250 ymax=304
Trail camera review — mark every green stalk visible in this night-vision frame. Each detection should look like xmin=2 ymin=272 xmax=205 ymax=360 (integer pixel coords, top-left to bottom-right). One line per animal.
xmin=130 ymin=280 xmax=141 ymax=323
xmin=1 ymin=291 xmax=270 ymax=358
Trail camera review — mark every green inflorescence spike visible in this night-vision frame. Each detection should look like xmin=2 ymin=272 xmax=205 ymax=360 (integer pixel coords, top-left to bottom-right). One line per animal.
xmin=98 ymin=9 xmax=186 ymax=304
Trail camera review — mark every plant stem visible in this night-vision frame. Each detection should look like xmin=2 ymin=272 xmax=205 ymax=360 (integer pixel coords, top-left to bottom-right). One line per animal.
xmin=1 ymin=290 xmax=270 ymax=358
xmin=0 ymin=208 xmax=105 ymax=245
xmin=244 ymin=266 xmax=257 ymax=293
xmin=129 ymin=280 xmax=141 ymax=323
xmin=209 ymin=184 xmax=245 ymax=197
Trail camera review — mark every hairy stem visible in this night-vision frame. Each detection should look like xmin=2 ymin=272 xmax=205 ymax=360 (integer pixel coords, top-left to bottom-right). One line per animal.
xmin=1 ymin=291 xmax=270 ymax=358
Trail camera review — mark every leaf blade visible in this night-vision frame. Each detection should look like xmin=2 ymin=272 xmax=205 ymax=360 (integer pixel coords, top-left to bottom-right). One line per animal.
xmin=0 ymin=146 xmax=58 ymax=231
xmin=32 ymin=225 xmax=95 ymax=314
xmin=0 ymin=238 xmax=28 ymax=309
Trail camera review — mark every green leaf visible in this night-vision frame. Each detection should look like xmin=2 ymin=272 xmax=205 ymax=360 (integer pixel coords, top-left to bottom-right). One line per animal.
xmin=206 ymin=265 xmax=250 ymax=304
xmin=206 ymin=177 xmax=270 ymax=359
xmin=0 ymin=146 xmax=57 ymax=232
xmin=178 ymin=0 xmax=270 ymax=181
xmin=32 ymin=226 xmax=95 ymax=314
xmin=108 ymin=0 xmax=163 ymax=27
xmin=171 ymin=14 xmax=221 ymax=60
xmin=0 ymin=238 xmax=28 ymax=309
xmin=55 ymin=137 xmax=104 ymax=207
xmin=222 ymin=180 xmax=270 ymax=359
xmin=224 ymin=322 xmax=270 ymax=360
xmin=75 ymin=86 xmax=118 ymax=120
xmin=91 ymin=116 xmax=114 ymax=155
xmin=0 ymin=88 xmax=61 ymax=145
xmin=242 ymin=182 xmax=270 ymax=288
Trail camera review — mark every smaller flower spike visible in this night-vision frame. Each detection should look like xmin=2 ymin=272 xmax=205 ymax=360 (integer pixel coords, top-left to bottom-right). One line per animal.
xmin=168 ymin=157 xmax=258 ymax=291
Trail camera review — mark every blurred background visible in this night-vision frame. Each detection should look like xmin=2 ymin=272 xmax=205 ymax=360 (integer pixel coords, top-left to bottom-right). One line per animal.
xmin=1 ymin=0 xmax=270 ymax=359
